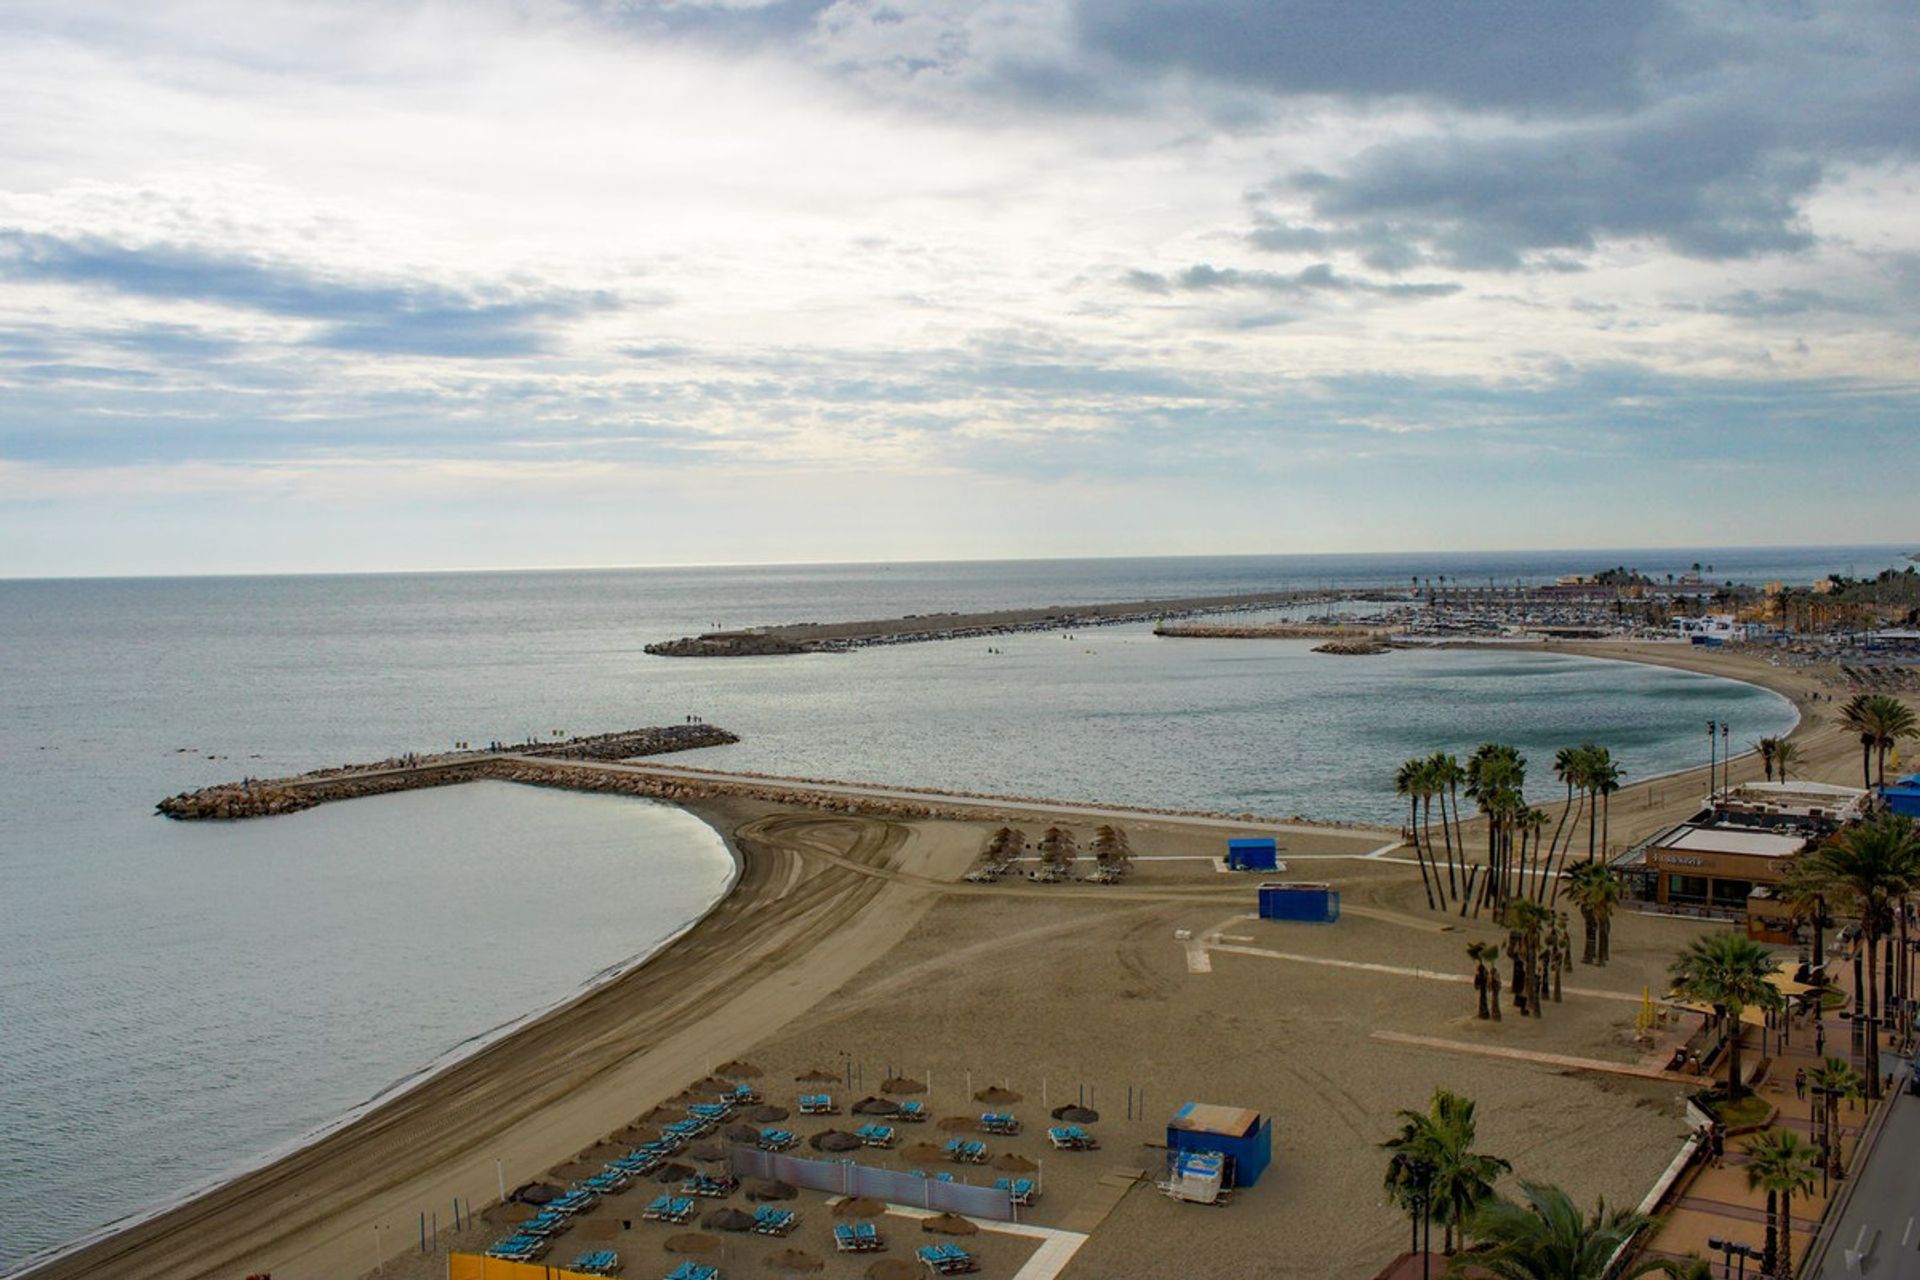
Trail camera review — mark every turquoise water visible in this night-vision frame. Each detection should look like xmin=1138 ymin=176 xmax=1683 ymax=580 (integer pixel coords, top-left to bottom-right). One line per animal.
xmin=0 ymin=550 xmax=1857 ymax=1270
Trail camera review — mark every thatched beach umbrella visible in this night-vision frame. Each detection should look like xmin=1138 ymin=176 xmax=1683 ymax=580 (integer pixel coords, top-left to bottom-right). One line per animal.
xmin=746 ymin=1104 xmax=790 ymax=1124
xmin=549 ymin=1161 xmax=600 ymax=1182
xmin=990 ymin=1152 xmax=1038 ymax=1173
xmin=974 ymin=1085 xmax=1022 ymax=1105
xmin=765 ymin=1248 xmax=825 ymax=1273
xmin=795 ymin=1068 xmax=838 ymax=1083
xmin=880 ymin=1075 xmax=926 ymax=1094
xmin=665 ymin=1232 xmax=723 ymax=1255
xmin=716 ymin=1059 xmax=764 ymax=1079
xmin=832 ymin=1197 xmax=886 ymax=1219
xmin=935 ymin=1115 xmax=977 ymax=1134
xmin=902 ymin=1141 xmax=951 ymax=1168
xmin=1051 ymin=1104 xmax=1099 ymax=1123
xmin=852 ymin=1096 xmax=900 ymax=1116
xmin=865 ymin=1260 xmax=920 ymax=1280
xmin=703 ymin=1207 xmax=757 ymax=1233
xmin=512 ymin=1182 xmax=563 ymax=1206
xmin=686 ymin=1141 xmax=729 ymax=1163
xmin=745 ymin=1178 xmax=798 ymax=1202
xmin=810 ymin=1130 xmax=864 ymax=1154
xmin=724 ymin=1123 xmax=761 ymax=1145
xmin=618 ymin=1123 xmax=662 ymax=1144
xmin=690 ymin=1075 xmax=735 ymax=1093
xmin=652 ymin=1162 xmax=696 ymax=1183
xmin=921 ymin=1213 xmax=978 ymax=1236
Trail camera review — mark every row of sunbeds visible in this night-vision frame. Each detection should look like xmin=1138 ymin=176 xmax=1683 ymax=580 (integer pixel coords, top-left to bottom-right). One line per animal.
xmin=1047 ymin=1125 xmax=1099 ymax=1150
xmin=832 ymin=1221 xmax=885 ymax=1252
xmin=917 ymin=1243 xmax=979 ymax=1274
xmin=484 ymin=1187 xmax=601 ymax=1261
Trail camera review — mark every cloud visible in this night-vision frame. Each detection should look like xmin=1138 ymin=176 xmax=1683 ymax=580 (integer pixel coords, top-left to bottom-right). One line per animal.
xmin=0 ymin=230 xmax=612 ymax=358
xmin=1128 ymin=261 xmax=1461 ymax=299
xmin=1076 ymin=0 xmax=1666 ymax=116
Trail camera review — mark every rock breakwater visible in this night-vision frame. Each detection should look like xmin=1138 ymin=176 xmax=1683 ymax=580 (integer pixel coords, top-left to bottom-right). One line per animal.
xmin=157 ymin=724 xmax=738 ymax=820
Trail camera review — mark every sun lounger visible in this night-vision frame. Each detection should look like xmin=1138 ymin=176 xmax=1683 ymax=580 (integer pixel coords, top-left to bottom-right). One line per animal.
xmin=1046 ymin=1125 xmax=1099 ymax=1150
xmin=978 ymin=1112 xmax=1020 ymax=1135
xmin=683 ymin=1172 xmax=739 ymax=1198
xmin=916 ymin=1243 xmax=978 ymax=1275
xmin=643 ymin=1195 xmax=696 ymax=1224
xmin=943 ymin=1139 xmax=987 ymax=1164
xmin=572 ymin=1249 xmax=623 ymax=1275
xmin=688 ymin=1102 xmax=732 ymax=1121
xmin=993 ymin=1176 xmax=1038 ymax=1205
xmin=751 ymin=1205 xmax=798 ymax=1236
xmin=582 ymin=1170 xmax=630 ymax=1194
xmin=722 ymin=1083 xmax=762 ymax=1105
xmin=833 ymin=1222 xmax=883 ymax=1252
xmin=487 ymin=1235 xmax=550 ymax=1262
xmin=896 ymin=1101 xmax=927 ymax=1122
xmin=664 ymin=1263 xmax=718 ymax=1280
xmin=798 ymin=1093 xmax=837 ymax=1115
xmin=855 ymin=1122 xmax=896 ymax=1147
xmin=519 ymin=1211 xmax=570 ymax=1237
xmin=757 ymin=1127 xmax=797 ymax=1151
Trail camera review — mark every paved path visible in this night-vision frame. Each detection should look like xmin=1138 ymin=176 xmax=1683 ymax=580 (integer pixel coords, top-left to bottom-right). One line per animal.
xmin=505 ymin=754 xmax=1397 ymax=842
xmin=1811 ymin=1066 xmax=1920 ymax=1279
xmin=1371 ymin=1031 xmax=1687 ymax=1082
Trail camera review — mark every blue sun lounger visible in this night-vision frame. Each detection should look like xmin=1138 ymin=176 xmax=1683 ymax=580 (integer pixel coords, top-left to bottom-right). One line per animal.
xmin=683 ymin=1171 xmax=738 ymax=1198
xmin=993 ymin=1176 xmax=1037 ymax=1205
xmin=896 ymin=1100 xmax=927 ymax=1122
xmin=572 ymin=1248 xmax=623 ymax=1275
xmin=722 ymin=1082 xmax=762 ymax=1105
xmin=664 ymin=1263 xmax=718 ymax=1280
xmin=834 ymin=1221 xmax=884 ymax=1252
xmin=1046 ymin=1125 xmax=1099 ymax=1150
xmin=758 ymin=1127 xmax=798 ymax=1151
xmin=944 ymin=1138 xmax=987 ymax=1163
xmin=978 ymin=1112 xmax=1020 ymax=1135
xmin=751 ymin=1205 xmax=798 ymax=1236
xmin=916 ymin=1243 xmax=978 ymax=1274
xmin=798 ymin=1093 xmax=837 ymax=1115
xmin=582 ymin=1169 xmax=629 ymax=1194
xmin=487 ymin=1234 xmax=550 ymax=1261
xmin=688 ymin=1102 xmax=732 ymax=1122
xmin=854 ymin=1122 xmax=896 ymax=1147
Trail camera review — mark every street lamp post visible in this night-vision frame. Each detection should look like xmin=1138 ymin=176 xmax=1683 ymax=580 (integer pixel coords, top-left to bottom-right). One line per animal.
xmin=1708 ymin=720 xmax=1719 ymax=800
xmin=1808 ymin=1084 xmax=1834 ymax=1197
xmin=1708 ymin=1235 xmax=1763 ymax=1279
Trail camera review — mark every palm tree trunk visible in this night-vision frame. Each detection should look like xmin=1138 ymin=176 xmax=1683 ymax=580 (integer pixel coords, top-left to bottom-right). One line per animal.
xmin=1547 ymin=792 xmax=1583 ymax=906
xmin=1763 ymin=1188 xmax=1778 ymax=1276
xmin=1599 ymin=913 xmax=1611 ymax=964
xmin=1439 ymin=791 xmax=1460 ymax=900
xmin=1861 ymin=739 xmax=1873 ymax=789
xmin=1547 ymin=780 xmax=1573 ymax=873
xmin=1865 ymin=932 xmax=1881 ymax=1100
xmin=1728 ymin=1009 xmax=1744 ymax=1098
xmin=1601 ymin=790 xmax=1611 ymax=862
xmin=1412 ymin=797 xmax=1437 ymax=911
xmin=1582 ymin=909 xmax=1597 ymax=965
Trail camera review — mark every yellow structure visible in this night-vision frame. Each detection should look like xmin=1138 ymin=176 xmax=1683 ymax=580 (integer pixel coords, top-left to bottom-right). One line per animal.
xmin=448 ymin=1254 xmax=603 ymax=1280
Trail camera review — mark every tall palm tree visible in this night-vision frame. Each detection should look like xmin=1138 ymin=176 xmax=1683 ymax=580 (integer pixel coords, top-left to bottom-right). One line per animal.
xmin=1861 ymin=694 xmax=1918 ymax=786
xmin=1591 ymin=754 xmax=1622 ymax=860
xmin=1757 ymin=737 xmax=1780 ymax=782
xmin=1431 ymin=752 xmax=1467 ymax=902
xmin=1398 ymin=758 xmax=1440 ymax=911
xmin=1467 ymin=942 xmax=1493 ymax=1019
xmin=1547 ymin=746 xmax=1587 ymax=900
xmin=1742 ymin=1129 xmax=1821 ymax=1279
xmin=1669 ymin=932 xmax=1786 ymax=1099
xmin=1381 ymin=1089 xmax=1512 ymax=1255
xmin=1565 ymin=861 xmax=1622 ymax=966
xmin=1450 ymin=1181 xmax=1673 ymax=1280
xmin=1467 ymin=744 xmax=1529 ymax=914
xmin=1776 ymin=860 xmax=1830 ymax=972
xmin=1800 ymin=812 xmax=1920 ymax=1098
xmin=1508 ymin=899 xmax=1555 ymax=1018
xmin=1772 ymin=738 xmax=1800 ymax=783
xmin=1806 ymin=1056 xmax=1863 ymax=1178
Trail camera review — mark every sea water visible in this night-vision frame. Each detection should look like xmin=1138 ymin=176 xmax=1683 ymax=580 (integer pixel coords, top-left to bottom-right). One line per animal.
xmin=0 ymin=548 xmax=1884 ymax=1270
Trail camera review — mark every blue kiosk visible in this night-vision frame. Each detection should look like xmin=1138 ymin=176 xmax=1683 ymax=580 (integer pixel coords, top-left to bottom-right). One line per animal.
xmin=1226 ymin=837 xmax=1280 ymax=872
xmin=1882 ymin=775 xmax=1920 ymax=818
xmin=1167 ymin=1101 xmax=1273 ymax=1188
xmin=1258 ymin=881 xmax=1341 ymax=923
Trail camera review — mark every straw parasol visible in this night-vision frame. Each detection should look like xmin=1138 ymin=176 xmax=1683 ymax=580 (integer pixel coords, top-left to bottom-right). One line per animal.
xmin=852 ymin=1096 xmax=900 ymax=1116
xmin=865 ymin=1261 xmax=920 ymax=1280
xmin=1051 ymin=1105 xmax=1099 ymax=1124
xmin=689 ymin=1075 xmax=735 ymax=1094
xmin=665 ymin=1232 xmax=723 ymax=1255
xmin=512 ymin=1183 xmax=563 ymax=1206
xmin=703 ymin=1207 xmax=757 ymax=1232
xmin=810 ymin=1130 xmax=864 ymax=1154
xmin=685 ymin=1141 xmax=729 ymax=1163
xmin=974 ymin=1086 xmax=1022 ymax=1105
xmin=832 ymin=1197 xmax=886 ymax=1219
xmin=724 ymin=1123 xmax=762 ymax=1145
xmin=936 ymin=1115 xmax=977 ymax=1134
xmin=795 ymin=1068 xmax=838 ymax=1083
xmin=902 ymin=1141 xmax=951 ymax=1168
xmin=653 ymin=1162 xmax=696 ymax=1183
xmin=549 ymin=1161 xmax=599 ymax=1182
xmin=618 ymin=1123 xmax=661 ymax=1143
xmin=746 ymin=1104 xmax=790 ymax=1124
xmin=765 ymin=1248 xmax=825 ymax=1273
xmin=921 ymin=1213 xmax=979 ymax=1236
xmin=499 ymin=1204 xmax=543 ymax=1224
xmin=745 ymin=1178 xmax=798 ymax=1202
xmin=716 ymin=1059 xmax=764 ymax=1079
xmin=880 ymin=1075 xmax=926 ymax=1094
xmin=990 ymin=1152 xmax=1038 ymax=1173
xmin=641 ymin=1106 xmax=679 ymax=1124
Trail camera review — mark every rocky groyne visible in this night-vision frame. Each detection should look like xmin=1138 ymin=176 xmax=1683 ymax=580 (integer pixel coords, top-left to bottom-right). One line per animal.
xmin=156 ymin=724 xmax=739 ymax=820
xmin=1155 ymin=622 xmax=1388 ymax=640
xmin=1312 ymin=639 xmax=1394 ymax=655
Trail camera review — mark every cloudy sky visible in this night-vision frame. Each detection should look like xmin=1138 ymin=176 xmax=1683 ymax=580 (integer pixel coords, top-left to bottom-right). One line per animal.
xmin=1 ymin=0 xmax=1916 ymax=575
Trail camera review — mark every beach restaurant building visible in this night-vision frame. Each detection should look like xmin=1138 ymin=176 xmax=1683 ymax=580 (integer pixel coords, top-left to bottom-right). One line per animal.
xmin=1614 ymin=782 xmax=1868 ymax=930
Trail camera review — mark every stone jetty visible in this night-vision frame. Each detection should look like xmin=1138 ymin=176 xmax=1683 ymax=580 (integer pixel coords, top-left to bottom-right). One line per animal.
xmin=156 ymin=724 xmax=739 ymax=820
xmin=644 ymin=588 xmax=1395 ymax=657
xmin=1155 ymin=622 xmax=1388 ymax=640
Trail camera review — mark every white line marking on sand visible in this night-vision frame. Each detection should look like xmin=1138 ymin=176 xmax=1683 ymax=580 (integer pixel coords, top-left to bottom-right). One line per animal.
xmin=863 ymin=1202 xmax=1089 ymax=1280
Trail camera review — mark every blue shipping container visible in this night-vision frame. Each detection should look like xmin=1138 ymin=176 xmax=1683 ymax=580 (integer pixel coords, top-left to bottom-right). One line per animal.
xmin=1226 ymin=837 xmax=1279 ymax=872
xmin=1167 ymin=1102 xmax=1273 ymax=1187
xmin=1258 ymin=882 xmax=1340 ymax=923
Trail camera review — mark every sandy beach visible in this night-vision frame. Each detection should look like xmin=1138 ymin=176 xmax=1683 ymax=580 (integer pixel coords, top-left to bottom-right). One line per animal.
xmin=20 ymin=639 xmax=1896 ymax=1280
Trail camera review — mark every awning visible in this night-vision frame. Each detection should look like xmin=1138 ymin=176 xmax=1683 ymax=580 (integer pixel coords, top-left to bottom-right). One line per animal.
xmin=1666 ymin=997 xmax=1771 ymax=1028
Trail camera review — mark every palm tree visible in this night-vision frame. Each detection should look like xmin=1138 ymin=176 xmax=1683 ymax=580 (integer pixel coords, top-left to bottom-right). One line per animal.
xmin=1669 ymin=933 xmax=1786 ymax=1100
xmin=1382 ymin=1090 xmax=1511 ymax=1256
xmin=1467 ymin=745 xmax=1528 ymax=914
xmin=1807 ymin=1056 xmax=1863 ymax=1178
xmin=1776 ymin=860 xmax=1830 ymax=972
xmin=1861 ymin=694 xmax=1918 ymax=786
xmin=1450 ymin=1181 xmax=1672 ymax=1280
xmin=1398 ymin=758 xmax=1440 ymax=911
xmin=1772 ymin=738 xmax=1800 ymax=783
xmin=1547 ymin=746 xmax=1587 ymax=900
xmin=1564 ymin=861 xmax=1621 ymax=966
xmin=1431 ymin=752 xmax=1467 ymax=902
xmin=1592 ymin=753 xmax=1622 ymax=862
xmin=1757 ymin=737 xmax=1780 ymax=782
xmin=1742 ymin=1129 xmax=1821 ymax=1278
xmin=1508 ymin=899 xmax=1555 ymax=1018
xmin=1800 ymin=812 xmax=1920 ymax=1098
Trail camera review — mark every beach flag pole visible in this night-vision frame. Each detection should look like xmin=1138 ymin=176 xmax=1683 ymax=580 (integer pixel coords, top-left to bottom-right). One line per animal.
xmin=496 ymin=1158 xmax=506 ymax=1204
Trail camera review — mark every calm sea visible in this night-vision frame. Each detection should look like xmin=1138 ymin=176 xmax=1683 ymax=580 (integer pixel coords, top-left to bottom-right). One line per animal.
xmin=0 ymin=546 xmax=1896 ymax=1270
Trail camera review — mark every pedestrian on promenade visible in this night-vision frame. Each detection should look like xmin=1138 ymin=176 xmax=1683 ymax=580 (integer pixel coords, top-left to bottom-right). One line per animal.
xmin=1795 ymin=1067 xmax=1807 ymax=1100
